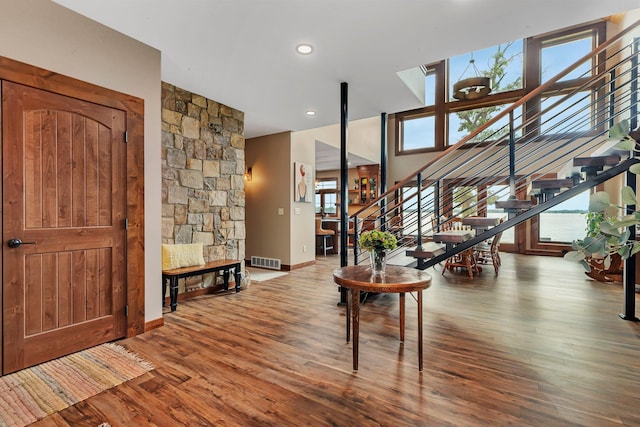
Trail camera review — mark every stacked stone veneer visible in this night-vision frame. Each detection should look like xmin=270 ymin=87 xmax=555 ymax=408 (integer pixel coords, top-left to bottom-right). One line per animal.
xmin=161 ymin=82 xmax=245 ymax=292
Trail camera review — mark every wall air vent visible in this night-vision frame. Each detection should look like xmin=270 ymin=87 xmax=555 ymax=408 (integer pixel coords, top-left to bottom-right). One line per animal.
xmin=250 ymin=256 xmax=282 ymax=271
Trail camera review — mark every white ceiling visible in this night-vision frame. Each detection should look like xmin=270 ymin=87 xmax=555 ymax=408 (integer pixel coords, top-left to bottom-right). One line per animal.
xmin=53 ymin=0 xmax=640 ymax=139
xmin=315 ymin=141 xmax=374 ymax=172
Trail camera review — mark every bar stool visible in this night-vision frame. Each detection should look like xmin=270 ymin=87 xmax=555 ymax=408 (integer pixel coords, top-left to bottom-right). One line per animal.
xmin=316 ymin=218 xmax=335 ymax=255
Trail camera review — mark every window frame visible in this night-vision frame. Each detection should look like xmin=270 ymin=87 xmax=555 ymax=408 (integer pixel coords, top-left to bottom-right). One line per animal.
xmin=315 ymin=177 xmax=339 ymax=216
xmin=394 ymin=20 xmax=606 ymax=156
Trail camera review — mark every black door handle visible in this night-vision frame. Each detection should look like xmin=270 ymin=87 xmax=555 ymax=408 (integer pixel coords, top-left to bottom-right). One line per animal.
xmin=7 ymin=239 xmax=37 ymax=248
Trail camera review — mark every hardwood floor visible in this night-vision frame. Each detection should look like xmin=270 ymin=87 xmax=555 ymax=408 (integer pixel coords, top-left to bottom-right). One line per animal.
xmin=34 ymin=253 xmax=640 ymax=426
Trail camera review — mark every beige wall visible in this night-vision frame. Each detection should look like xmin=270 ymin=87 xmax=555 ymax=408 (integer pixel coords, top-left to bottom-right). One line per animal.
xmin=290 ymin=132 xmax=317 ymax=267
xmin=245 ymin=132 xmax=292 ymax=266
xmin=0 ymin=0 xmax=163 ymax=322
xmin=246 ymin=130 xmax=317 ymax=268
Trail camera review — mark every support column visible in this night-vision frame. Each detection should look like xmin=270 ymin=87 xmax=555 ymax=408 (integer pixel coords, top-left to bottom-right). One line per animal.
xmin=339 ymin=82 xmax=349 ymax=305
xmin=621 ymin=162 xmax=638 ymax=321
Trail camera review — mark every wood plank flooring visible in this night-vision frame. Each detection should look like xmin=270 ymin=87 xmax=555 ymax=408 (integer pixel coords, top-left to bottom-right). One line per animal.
xmin=33 ymin=253 xmax=640 ymax=426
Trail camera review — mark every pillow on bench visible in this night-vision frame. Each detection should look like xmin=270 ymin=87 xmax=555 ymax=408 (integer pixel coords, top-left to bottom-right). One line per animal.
xmin=162 ymin=243 xmax=206 ymax=270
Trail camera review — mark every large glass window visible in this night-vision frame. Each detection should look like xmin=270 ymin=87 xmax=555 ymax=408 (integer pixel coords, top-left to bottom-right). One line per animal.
xmin=449 ymin=41 xmax=523 ymax=100
xmin=396 ymin=22 xmax=603 ymax=155
xmin=540 ymin=92 xmax=593 ymax=134
xmin=449 ymin=104 xmax=522 ymax=144
xmin=401 ymin=115 xmax=435 ymax=151
xmin=486 ymin=185 xmax=513 ymax=244
xmin=452 ymin=186 xmax=478 ymax=217
xmin=541 ymin=34 xmax=594 ymax=83
xmin=424 ymin=68 xmax=437 ymax=106
xmin=538 ymin=190 xmax=589 ymax=243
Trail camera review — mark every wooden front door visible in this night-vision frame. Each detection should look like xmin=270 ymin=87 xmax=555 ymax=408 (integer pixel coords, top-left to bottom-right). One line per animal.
xmin=2 ymin=81 xmax=127 ymax=374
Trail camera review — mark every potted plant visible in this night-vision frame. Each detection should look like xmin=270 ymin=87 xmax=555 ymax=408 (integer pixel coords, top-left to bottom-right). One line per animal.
xmin=565 ymin=119 xmax=640 ymax=275
xmin=359 ymin=230 xmax=398 ymax=274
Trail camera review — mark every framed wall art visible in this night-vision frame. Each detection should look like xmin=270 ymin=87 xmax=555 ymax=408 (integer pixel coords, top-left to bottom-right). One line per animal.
xmin=294 ymin=162 xmax=313 ymax=203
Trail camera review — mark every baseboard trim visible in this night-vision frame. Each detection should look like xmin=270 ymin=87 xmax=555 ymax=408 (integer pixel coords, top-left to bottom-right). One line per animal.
xmin=284 ymin=260 xmax=316 ymax=271
xmin=145 ymin=317 xmax=164 ymax=331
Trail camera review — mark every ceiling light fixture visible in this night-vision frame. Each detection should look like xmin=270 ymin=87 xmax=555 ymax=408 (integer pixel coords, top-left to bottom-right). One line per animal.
xmin=296 ymin=44 xmax=313 ymax=55
xmin=305 ymin=110 xmax=317 ymax=117
xmin=453 ymin=53 xmax=491 ymax=101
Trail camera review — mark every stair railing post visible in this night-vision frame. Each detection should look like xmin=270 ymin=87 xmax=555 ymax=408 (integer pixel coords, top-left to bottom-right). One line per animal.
xmin=380 ymin=112 xmax=387 ymax=232
xmin=609 ymin=69 xmax=616 ymax=129
xmin=508 ymin=110 xmax=516 ymax=199
xmin=434 ymin=180 xmax=441 ymax=231
xmin=416 ymin=172 xmax=423 ymax=251
xmin=631 ymin=39 xmax=638 ymax=131
xmin=353 ymin=213 xmax=359 ymax=265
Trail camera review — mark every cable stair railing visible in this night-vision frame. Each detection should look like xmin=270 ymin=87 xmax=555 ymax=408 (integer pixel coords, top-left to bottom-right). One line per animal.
xmin=349 ymin=19 xmax=640 ymax=274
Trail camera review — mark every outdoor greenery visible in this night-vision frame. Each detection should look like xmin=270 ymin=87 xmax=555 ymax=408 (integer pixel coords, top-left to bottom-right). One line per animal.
xmin=456 ymin=42 xmax=522 ymax=142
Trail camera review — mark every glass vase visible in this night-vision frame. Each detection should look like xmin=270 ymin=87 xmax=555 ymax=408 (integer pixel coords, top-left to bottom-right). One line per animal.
xmin=369 ymin=250 xmax=386 ymax=275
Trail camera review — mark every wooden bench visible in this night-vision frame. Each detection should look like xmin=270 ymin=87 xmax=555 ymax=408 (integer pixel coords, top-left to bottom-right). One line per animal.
xmin=162 ymin=259 xmax=242 ymax=312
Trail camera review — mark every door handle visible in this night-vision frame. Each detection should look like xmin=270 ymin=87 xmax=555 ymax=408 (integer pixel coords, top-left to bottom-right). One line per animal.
xmin=7 ymin=239 xmax=37 ymax=248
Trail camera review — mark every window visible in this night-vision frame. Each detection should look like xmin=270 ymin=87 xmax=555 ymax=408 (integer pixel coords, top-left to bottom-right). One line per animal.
xmin=395 ymin=21 xmax=604 ymax=155
xmin=540 ymin=92 xmax=593 ymax=134
xmin=449 ymin=41 xmax=523 ymax=100
xmin=541 ymin=33 xmax=594 ymax=83
xmin=449 ymin=104 xmax=522 ymax=145
xmin=394 ymin=184 xmax=435 ymax=236
xmin=538 ymin=190 xmax=589 ymax=243
xmin=424 ymin=69 xmax=437 ymax=106
xmin=316 ymin=179 xmax=337 ymax=190
xmin=486 ymin=185 xmax=513 ymax=244
xmin=315 ymin=178 xmax=338 ymax=215
xmin=401 ymin=115 xmax=435 ymax=151
xmin=452 ymin=186 xmax=478 ymax=217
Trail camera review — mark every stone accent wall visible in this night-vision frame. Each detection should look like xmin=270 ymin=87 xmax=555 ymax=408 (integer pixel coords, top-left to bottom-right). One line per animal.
xmin=161 ymin=82 xmax=245 ymax=292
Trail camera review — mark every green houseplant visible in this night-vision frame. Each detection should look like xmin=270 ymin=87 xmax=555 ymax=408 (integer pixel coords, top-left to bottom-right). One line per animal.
xmin=359 ymin=230 xmax=398 ymax=274
xmin=565 ymin=119 xmax=640 ymax=274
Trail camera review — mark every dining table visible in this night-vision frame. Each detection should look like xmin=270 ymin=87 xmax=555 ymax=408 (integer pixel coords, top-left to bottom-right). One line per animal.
xmin=432 ymin=229 xmax=480 ymax=278
xmin=432 ymin=229 xmax=475 ymax=250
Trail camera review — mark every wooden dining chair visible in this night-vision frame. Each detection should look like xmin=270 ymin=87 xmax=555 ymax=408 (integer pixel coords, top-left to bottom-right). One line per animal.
xmin=475 ymin=220 xmax=504 ymax=274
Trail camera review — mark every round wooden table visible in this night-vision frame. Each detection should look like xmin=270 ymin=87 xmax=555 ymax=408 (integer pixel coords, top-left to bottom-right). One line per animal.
xmin=332 ymin=265 xmax=432 ymax=371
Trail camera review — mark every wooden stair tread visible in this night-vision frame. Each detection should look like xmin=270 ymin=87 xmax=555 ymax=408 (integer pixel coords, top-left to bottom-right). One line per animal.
xmin=531 ymin=178 xmax=575 ymax=189
xmin=406 ymin=242 xmax=446 ymax=259
xmin=495 ymin=199 xmax=532 ymax=210
xmin=573 ymin=154 xmax=620 ymax=167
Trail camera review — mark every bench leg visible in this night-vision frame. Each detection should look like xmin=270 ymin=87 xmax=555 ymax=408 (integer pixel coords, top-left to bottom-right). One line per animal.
xmin=169 ymin=277 xmax=179 ymax=312
xmin=234 ymin=266 xmax=241 ymax=292
xmin=223 ymin=268 xmax=230 ymax=291
xmin=162 ymin=276 xmax=167 ymax=307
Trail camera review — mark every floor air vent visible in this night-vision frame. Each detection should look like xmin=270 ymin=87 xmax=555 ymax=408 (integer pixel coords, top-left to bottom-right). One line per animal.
xmin=251 ymin=256 xmax=282 ymax=270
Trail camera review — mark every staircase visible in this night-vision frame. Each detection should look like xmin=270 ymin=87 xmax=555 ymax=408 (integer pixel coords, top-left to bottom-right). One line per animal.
xmin=347 ymin=19 xmax=640 ymax=318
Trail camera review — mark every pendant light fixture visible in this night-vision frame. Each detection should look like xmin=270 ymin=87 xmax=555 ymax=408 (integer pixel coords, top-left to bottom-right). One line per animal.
xmin=453 ymin=53 xmax=492 ymax=101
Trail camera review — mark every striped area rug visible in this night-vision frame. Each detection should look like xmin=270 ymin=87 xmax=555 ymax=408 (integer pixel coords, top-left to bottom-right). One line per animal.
xmin=0 ymin=342 xmax=154 ymax=426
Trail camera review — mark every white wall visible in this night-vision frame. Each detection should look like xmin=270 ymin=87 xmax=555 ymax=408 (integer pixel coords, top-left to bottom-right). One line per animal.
xmin=0 ymin=0 xmax=163 ymax=322
xmin=290 ymin=132 xmax=318 ymax=267
xmin=293 ymin=116 xmax=382 ymax=170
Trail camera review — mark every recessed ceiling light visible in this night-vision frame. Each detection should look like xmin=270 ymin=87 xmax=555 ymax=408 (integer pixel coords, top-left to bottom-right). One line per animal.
xmin=305 ymin=110 xmax=317 ymax=117
xmin=296 ymin=44 xmax=313 ymax=55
